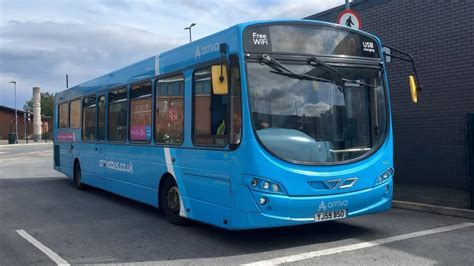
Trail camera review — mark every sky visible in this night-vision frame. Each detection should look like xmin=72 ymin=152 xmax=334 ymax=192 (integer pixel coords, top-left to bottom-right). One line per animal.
xmin=0 ymin=0 xmax=344 ymax=109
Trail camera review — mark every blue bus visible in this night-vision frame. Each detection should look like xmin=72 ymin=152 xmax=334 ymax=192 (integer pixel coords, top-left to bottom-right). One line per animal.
xmin=54 ymin=19 xmax=420 ymax=230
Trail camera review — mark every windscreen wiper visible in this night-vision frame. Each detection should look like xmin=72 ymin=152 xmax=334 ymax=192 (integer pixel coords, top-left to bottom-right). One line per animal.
xmin=259 ymin=54 xmax=335 ymax=84
xmin=330 ymin=147 xmax=371 ymax=153
xmin=307 ymin=57 xmax=376 ymax=88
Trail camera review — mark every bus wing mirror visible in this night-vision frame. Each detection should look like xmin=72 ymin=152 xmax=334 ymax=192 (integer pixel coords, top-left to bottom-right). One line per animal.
xmin=211 ymin=65 xmax=228 ymax=95
xmin=409 ymin=75 xmax=418 ymax=103
xmin=383 ymin=45 xmax=422 ymax=104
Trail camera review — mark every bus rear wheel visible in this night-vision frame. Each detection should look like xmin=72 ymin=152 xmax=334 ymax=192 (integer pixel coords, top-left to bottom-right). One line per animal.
xmin=73 ymin=161 xmax=86 ymax=190
xmin=160 ymin=177 xmax=187 ymax=225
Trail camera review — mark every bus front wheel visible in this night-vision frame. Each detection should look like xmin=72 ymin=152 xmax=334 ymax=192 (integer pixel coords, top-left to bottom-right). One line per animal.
xmin=160 ymin=177 xmax=187 ymax=225
xmin=73 ymin=161 xmax=86 ymax=190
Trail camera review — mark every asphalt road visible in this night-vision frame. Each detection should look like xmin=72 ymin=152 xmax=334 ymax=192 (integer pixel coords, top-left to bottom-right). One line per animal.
xmin=1 ymin=144 xmax=474 ymax=265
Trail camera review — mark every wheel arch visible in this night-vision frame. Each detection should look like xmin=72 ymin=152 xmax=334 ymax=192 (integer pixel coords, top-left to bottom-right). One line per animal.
xmin=73 ymin=157 xmax=80 ymax=178
xmin=158 ymin=172 xmax=175 ymax=209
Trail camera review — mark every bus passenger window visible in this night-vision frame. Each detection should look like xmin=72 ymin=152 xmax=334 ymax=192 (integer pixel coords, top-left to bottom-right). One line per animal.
xmin=97 ymin=96 xmax=106 ymax=141
xmin=58 ymin=103 xmax=69 ymax=128
xmin=193 ymin=67 xmax=229 ymax=147
xmin=155 ymin=74 xmax=184 ymax=145
xmin=69 ymin=99 xmax=81 ymax=129
xmin=108 ymin=88 xmax=128 ymax=142
xmin=230 ymin=55 xmax=242 ymax=145
xmin=130 ymin=82 xmax=152 ymax=143
xmin=82 ymin=96 xmax=96 ymax=141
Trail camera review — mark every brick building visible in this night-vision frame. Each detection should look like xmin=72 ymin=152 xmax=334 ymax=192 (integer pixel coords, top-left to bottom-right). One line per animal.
xmin=0 ymin=105 xmax=52 ymax=140
xmin=307 ymin=0 xmax=474 ymax=208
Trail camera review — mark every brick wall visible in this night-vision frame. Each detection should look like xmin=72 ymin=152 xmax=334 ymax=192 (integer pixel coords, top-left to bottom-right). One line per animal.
xmin=0 ymin=108 xmax=30 ymax=140
xmin=0 ymin=108 xmax=53 ymax=140
xmin=308 ymin=0 xmax=474 ymax=206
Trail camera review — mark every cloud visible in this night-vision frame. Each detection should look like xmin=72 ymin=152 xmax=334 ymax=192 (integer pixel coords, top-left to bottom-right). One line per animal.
xmin=244 ymin=0 xmax=340 ymax=20
xmin=0 ymin=0 xmax=343 ymax=108
xmin=300 ymin=102 xmax=331 ymax=117
xmin=0 ymin=20 xmax=179 ymax=108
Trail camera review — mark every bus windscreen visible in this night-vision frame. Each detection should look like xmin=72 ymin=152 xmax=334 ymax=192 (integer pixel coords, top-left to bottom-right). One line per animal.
xmin=244 ymin=24 xmax=380 ymax=58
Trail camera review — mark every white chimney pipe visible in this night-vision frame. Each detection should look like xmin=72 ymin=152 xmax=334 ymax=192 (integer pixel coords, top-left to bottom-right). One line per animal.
xmin=32 ymin=87 xmax=42 ymax=142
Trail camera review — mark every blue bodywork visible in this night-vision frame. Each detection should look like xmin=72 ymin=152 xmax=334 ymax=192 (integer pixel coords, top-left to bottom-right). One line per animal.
xmin=54 ymin=19 xmax=393 ymax=230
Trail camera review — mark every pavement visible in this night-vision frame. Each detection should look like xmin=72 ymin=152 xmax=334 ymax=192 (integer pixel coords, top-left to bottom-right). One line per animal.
xmin=0 ymin=143 xmax=60 ymax=179
xmin=0 ymin=139 xmax=52 ymax=145
xmin=1 ymin=144 xmax=474 ymax=265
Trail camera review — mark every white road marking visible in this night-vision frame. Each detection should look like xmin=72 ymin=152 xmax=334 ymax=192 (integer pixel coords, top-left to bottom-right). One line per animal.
xmin=16 ymin=229 xmax=70 ymax=266
xmin=244 ymin=222 xmax=474 ymax=266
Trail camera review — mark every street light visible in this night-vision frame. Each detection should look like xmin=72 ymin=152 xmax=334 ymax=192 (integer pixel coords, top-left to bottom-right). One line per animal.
xmin=184 ymin=23 xmax=196 ymax=43
xmin=9 ymin=81 xmax=18 ymax=144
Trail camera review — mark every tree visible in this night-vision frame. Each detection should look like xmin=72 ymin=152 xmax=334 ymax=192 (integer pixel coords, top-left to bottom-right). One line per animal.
xmin=24 ymin=92 xmax=55 ymax=118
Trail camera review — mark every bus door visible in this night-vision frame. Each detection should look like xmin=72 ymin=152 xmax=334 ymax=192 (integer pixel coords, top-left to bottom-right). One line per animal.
xmin=62 ymin=99 xmax=81 ymax=176
xmin=57 ymin=134 xmax=74 ymax=176
xmin=95 ymin=95 xmax=107 ymax=185
xmin=176 ymin=64 xmax=240 ymax=226
xmin=56 ymin=102 xmax=74 ymax=175
xmin=79 ymin=95 xmax=104 ymax=188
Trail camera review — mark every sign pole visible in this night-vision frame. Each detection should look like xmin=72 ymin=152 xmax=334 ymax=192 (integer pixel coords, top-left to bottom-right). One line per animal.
xmin=345 ymin=0 xmax=350 ymax=10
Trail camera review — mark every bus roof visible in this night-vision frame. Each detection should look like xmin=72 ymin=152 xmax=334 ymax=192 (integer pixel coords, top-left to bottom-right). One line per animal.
xmin=55 ymin=19 xmax=380 ymax=102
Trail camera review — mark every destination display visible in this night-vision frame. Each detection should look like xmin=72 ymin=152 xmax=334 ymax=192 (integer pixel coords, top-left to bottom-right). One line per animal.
xmin=244 ymin=24 xmax=380 ymax=58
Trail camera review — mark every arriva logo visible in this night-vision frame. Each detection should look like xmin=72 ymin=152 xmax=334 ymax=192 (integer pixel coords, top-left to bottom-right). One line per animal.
xmin=194 ymin=47 xmax=201 ymax=60
xmin=195 ymin=42 xmax=219 ymax=60
xmin=318 ymin=200 xmax=349 ymax=212
xmin=318 ymin=201 xmax=327 ymax=212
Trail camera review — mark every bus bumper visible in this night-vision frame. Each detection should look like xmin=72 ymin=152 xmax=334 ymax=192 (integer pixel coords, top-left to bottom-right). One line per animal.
xmin=230 ymin=179 xmax=392 ymax=230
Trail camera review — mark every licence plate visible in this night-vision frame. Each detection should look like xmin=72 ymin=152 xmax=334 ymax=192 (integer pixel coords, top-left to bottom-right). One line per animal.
xmin=315 ymin=209 xmax=347 ymax=222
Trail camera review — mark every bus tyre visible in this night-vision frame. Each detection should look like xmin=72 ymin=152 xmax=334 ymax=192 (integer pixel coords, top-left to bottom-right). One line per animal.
xmin=73 ymin=161 xmax=86 ymax=190
xmin=160 ymin=177 xmax=187 ymax=226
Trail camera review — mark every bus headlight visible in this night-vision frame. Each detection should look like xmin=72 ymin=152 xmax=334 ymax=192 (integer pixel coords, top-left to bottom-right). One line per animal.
xmin=246 ymin=176 xmax=287 ymax=195
xmin=272 ymin=184 xmax=279 ymax=192
xmin=251 ymin=178 xmax=258 ymax=187
xmin=377 ymin=175 xmax=384 ymax=183
xmin=376 ymin=167 xmax=394 ymax=184
xmin=387 ymin=168 xmax=394 ymax=175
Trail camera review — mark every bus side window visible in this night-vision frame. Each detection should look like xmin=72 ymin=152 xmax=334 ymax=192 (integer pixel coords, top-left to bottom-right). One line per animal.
xmin=97 ymin=96 xmax=106 ymax=141
xmin=108 ymin=88 xmax=128 ymax=142
xmin=69 ymin=99 xmax=81 ymax=129
xmin=155 ymin=74 xmax=184 ymax=145
xmin=82 ymin=95 xmax=96 ymax=141
xmin=193 ymin=66 xmax=229 ymax=147
xmin=58 ymin=102 xmax=69 ymax=128
xmin=129 ymin=81 xmax=152 ymax=143
xmin=230 ymin=55 xmax=242 ymax=145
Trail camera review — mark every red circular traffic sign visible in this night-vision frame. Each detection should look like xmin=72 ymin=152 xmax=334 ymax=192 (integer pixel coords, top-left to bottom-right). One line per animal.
xmin=337 ymin=9 xmax=362 ymax=30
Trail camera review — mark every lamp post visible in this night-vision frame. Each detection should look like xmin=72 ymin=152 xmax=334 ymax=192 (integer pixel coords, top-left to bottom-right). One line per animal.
xmin=9 ymin=81 xmax=18 ymax=144
xmin=25 ymin=108 xmax=31 ymax=144
xmin=184 ymin=23 xmax=196 ymax=43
